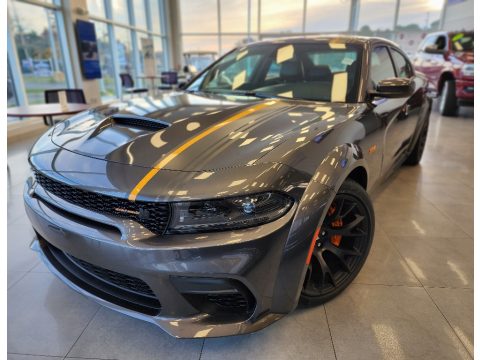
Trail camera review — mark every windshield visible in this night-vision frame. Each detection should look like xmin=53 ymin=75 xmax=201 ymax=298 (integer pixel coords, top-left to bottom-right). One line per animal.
xmin=186 ymin=41 xmax=363 ymax=103
xmin=451 ymin=32 xmax=474 ymax=51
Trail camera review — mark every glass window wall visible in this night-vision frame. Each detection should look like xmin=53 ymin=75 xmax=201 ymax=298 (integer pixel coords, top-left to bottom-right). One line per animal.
xmin=306 ymin=0 xmax=350 ymax=32
xmin=133 ymin=0 xmax=147 ymax=29
xmin=7 ymin=60 xmax=18 ymax=108
xmin=8 ymin=0 xmax=68 ymax=104
xmin=111 ymin=0 xmax=130 ymax=24
xmin=93 ymin=21 xmax=116 ymax=101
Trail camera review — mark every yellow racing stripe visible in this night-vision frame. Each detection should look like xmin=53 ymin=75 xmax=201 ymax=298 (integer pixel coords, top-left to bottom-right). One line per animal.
xmin=128 ymin=101 xmax=275 ymax=201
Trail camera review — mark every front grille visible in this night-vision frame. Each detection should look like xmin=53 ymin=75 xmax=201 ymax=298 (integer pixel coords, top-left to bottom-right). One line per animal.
xmin=34 ymin=171 xmax=170 ymax=235
xmin=67 ymin=254 xmax=155 ymax=298
xmin=39 ymin=237 xmax=161 ymax=316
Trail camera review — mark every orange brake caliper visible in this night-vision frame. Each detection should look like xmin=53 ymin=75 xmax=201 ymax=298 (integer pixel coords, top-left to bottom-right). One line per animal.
xmin=328 ymin=205 xmax=343 ymax=247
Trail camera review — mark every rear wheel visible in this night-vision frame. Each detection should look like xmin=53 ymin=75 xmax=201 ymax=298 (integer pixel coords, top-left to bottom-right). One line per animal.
xmin=301 ymin=180 xmax=374 ymax=305
xmin=404 ymin=117 xmax=429 ymax=166
xmin=439 ymin=79 xmax=458 ymax=116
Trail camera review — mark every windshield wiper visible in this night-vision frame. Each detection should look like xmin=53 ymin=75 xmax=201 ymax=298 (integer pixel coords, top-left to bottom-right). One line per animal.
xmin=186 ymin=89 xmax=281 ymax=100
xmin=222 ymin=90 xmax=280 ymax=99
xmin=184 ymin=89 xmax=215 ymax=95
xmin=240 ymin=91 xmax=275 ymax=98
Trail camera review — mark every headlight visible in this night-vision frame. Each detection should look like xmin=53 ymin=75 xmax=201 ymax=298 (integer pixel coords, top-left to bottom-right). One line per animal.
xmin=167 ymin=192 xmax=294 ymax=234
xmin=461 ymin=64 xmax=474 ymax=77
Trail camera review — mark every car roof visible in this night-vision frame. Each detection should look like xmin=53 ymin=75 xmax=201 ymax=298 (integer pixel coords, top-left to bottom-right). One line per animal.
xmin=424 ymin=30 xmax=474 ymax=37
xmin=245 ymin=34 xmax=399 ymax=48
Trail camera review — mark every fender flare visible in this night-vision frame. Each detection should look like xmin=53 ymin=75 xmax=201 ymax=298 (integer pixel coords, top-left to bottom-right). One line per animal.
xmin=269 ymin=143 xmax=369 ymax=313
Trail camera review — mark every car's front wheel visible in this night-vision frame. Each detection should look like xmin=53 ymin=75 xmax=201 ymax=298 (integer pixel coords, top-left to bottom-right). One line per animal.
xmin=439 ymin=79 xmax=458 ymax=116
xmin=301 ymin=179 xmax=374 ymax=305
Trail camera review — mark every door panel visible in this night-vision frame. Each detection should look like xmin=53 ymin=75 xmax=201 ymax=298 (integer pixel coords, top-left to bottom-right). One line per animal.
xmin=369 ymin=46 xmax=412 ymax=174
xmin=390 ymin=49 xmax=422 ymax=148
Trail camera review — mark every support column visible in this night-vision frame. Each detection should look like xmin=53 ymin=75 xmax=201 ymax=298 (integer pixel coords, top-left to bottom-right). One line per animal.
xmin=439 ymin=0 xmax=448 ymax=30
xmin=165 ymin=0 xmax=183 ymax=71
xmin=64 ymin=0 xmax=102 ymax=105
xmin=393 ymin=0 xmax=400 ymax=31
xmin=348 ymin=0 xmax=360 ymax=33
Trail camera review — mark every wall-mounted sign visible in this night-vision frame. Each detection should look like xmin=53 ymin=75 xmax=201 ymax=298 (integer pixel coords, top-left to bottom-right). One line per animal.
xmin=75 ymin=20 xmax=102 ymax=79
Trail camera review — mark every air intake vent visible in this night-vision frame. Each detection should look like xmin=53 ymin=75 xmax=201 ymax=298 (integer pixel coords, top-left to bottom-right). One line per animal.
xmin=111 ymin=114 xmax=170 ymax=131
xmin=109 ymin=114 xmax=170 ymax=131
xmin=39 ymin=237 xmax=161 ymax=316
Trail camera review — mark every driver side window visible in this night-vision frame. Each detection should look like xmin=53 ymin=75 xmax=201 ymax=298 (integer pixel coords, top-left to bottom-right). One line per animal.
xmin=370 ymin=46 xmax=396 ymax=87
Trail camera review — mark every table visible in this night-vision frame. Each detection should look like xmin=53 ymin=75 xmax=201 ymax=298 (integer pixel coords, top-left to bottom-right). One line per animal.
xmin=137 ymin=75 xmax=163 ymax=95
xmin=7 ymin=103 xmax=91 ymax=126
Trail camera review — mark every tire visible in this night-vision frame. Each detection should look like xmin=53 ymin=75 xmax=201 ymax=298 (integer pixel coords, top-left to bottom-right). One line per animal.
xmin=439 ymin=79 xmax=458 ymax=116
xmin=404 ymin=116 xmax=429 ymax=166
xmin=300 ymin=179 xmax=374 ymax=306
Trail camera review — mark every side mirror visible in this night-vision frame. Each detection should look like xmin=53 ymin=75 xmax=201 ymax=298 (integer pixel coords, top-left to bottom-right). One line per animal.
xmin=369 ymin=78 xmax=414 ymax=98
xmin=424 ymin=45 xmax=446 ymax=55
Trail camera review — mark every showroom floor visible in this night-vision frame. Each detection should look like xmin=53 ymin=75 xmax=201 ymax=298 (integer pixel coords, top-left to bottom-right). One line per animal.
xmin=7 ymin=104 xmax=473 ymax=360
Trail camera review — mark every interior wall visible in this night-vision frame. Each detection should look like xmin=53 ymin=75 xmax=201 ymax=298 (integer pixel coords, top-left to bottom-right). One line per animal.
xmin=443 ymin=0 xmax=474 ymax=31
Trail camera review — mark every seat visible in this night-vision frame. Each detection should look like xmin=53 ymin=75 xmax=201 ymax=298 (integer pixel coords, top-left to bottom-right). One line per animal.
xmin=45 ymin=88 xmax=86 ymax=104
xmin=44 ymin=88 xmax=86 ymax=125
xmin=346 ymin=61 xmax=357 ymax=91
xmin=279 ymin=60 xmax=303 ymax=83
xmin=157 ymin=71 xmax=178 ymax=91
xmin=306 ymin=65 xmax=333 ymax=82
xmin=120 ymin=73 xmax=149 ymax=98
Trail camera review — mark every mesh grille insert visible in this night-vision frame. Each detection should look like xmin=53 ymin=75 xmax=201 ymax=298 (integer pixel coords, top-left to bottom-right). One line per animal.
xmin=67 ymin=254 xmax=156 ymax=298
xmin=34 ymin=171 xmax=170 ymax=235
xmin=39 ymin=237 xmax=161 ymax=316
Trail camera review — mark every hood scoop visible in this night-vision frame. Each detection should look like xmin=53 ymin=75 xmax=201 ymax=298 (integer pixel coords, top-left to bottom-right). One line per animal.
xmin=91 ymin=114 xmax=170 ymax=138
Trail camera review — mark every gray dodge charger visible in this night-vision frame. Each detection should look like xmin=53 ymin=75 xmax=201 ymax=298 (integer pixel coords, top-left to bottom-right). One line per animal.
xmin=24 ymin=36 xmax=431 ymax=338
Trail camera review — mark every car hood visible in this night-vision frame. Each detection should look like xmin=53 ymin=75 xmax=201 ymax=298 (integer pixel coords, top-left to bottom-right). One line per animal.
xmin=51 ymin=92 xmax=358 ymax=171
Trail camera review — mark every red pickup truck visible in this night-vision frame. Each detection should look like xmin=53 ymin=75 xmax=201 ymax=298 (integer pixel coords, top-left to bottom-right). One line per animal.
xmin=413 ymin=31 xmax=474 ymax=116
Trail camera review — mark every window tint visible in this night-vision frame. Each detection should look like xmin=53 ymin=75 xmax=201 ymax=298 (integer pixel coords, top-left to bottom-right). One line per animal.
xmin=390 ymin=49 xmax=413 ymax=78
xmin=203 ymin=53 xmax=262 ymax=90
xmin=370 ymin=46 xmax=396 ymax=86
xmin=307 ymin=51 xmax=357 ymax=73
xmin=421 ymin=34 xmax=447 ymax=51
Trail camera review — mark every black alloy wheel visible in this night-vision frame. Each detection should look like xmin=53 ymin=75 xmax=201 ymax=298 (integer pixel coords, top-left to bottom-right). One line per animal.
xmin=404 ymin=117 xmax=429 ymax=166
xmin=301 ymin=179 xmax=374 ymax=305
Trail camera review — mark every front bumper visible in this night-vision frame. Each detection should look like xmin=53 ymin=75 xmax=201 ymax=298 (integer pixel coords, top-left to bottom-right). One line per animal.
xmin=455 ymin=77 xmax=474 ymax=102
xmin=24 ymin=177 xmax=300 ymax=338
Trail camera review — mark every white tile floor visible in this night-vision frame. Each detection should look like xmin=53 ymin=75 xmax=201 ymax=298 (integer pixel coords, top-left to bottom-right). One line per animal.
xmin=7 ymin=104 xmax=473 ymax=360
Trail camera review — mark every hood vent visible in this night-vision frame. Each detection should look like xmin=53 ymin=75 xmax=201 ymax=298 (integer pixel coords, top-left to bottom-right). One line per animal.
xmin=110 ymin=114 xmax=170 ymax=131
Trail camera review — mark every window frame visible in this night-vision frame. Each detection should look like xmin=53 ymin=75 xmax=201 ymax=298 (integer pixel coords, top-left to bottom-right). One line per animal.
xmin=368 ymin=45 xmax=397 ymax=88
xmin=419 ymin=34 xmax=437 ymax=52
xmin=389 ymin=47 xmax=414 ymax=78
